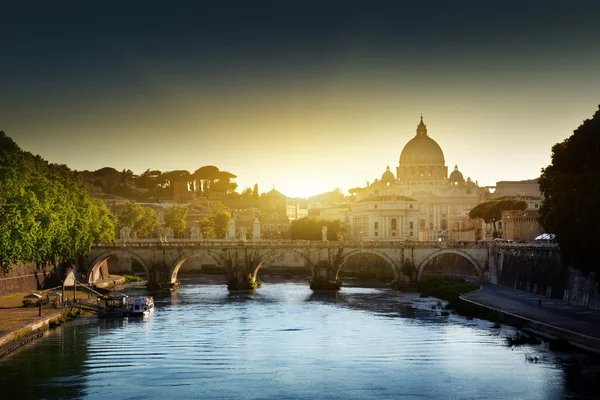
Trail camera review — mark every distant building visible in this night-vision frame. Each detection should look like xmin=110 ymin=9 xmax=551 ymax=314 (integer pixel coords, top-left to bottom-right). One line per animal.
xmin=501 ymin=209 xmax=543 ymax=242
xmin=349 ymin=195 xmax=419 ymax=240
xmin=259 ymin=188 xmax=308 ymax=239
xmin=493 ymin=179 xmax=541 ymax=198
xmin=349 ymin=117 xmax=488 ymax=241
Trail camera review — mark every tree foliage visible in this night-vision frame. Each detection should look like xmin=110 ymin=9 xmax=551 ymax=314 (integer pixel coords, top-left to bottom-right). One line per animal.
xmin=199 ymin=202 xmax=231 ymax=239
xmin=165 ymin=204 xmax=188 ymax=238
xmin=290 ymin=217 xmax=346 ymax=240
xmin=116 ymin=201 xmax=160 ymax=238
xmin=539 ymin=105 xmax=600 ymax=276
xmin=468 ymin=199 xmax=527 ymax=234
xmin=0 ymin=131 xmax=116 ymax=273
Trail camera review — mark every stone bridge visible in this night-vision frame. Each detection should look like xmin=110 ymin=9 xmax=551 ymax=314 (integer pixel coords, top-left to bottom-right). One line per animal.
xmin=82 ymin=240 xmax=558 ymax=290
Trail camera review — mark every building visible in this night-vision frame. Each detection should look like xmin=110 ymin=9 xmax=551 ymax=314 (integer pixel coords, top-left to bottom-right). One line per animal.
xmin=493 ymin=178 xmax=541 ymax=198
xmin=349 ymin=195 xmax=419 ymax=240
xmin=501 ymin=209 xmax=543 ymax=242
xmin=349 ymin=117 xmax=488 ymax=241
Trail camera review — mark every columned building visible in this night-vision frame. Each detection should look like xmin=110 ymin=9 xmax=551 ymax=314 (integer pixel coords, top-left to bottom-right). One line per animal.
xmin=349 ymin=117 xmax=488 ymax=241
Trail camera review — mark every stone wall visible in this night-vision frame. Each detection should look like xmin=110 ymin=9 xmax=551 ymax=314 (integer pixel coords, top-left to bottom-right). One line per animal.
xmin=0 ymin=262 xmax=62 ymax=297
xmin=498 ymin=248 xmax=600 ymax=310
xmin=566 ymin=268 xmax=599 ymax=310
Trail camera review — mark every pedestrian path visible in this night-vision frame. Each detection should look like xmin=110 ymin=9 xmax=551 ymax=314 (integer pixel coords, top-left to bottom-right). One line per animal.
xmin=462 ymin=284 xmax=600 ymax=339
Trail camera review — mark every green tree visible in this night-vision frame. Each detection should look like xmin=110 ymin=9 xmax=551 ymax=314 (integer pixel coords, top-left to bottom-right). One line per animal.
xmin=211 ymin=202 xmax=231 ymax=239
xmin=197 ymin=203 xmax=231 ymax=239
xmin=539 ymin=105 xmax=600 ymax=277
xmin=199 ymin=216 xmax=216 ymax=239
xmin=325 ymin=219 xmax=346 ymax=241
xmin=117 ymin=201 xmax=160 ymax=238
xmin=291 ymin=217 xmax=321 ymax=240
xmin=165 ymin=204 xmax=189 ymax=238
xmin=87 ymin=198 xmax=117 ymax=243
xmin=0 ymin=131 xmax=117 ymax=272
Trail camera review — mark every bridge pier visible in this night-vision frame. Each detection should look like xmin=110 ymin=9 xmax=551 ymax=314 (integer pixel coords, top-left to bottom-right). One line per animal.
xmin=225 ymin=251 xmax=261 ymax=291
xmin=309 ymin=259 xmax=342 ymax=291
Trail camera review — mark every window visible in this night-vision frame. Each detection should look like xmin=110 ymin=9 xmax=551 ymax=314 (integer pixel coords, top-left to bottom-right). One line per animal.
xmin=410 ymin=231 xmax=413 ymax=236
xmin=583 ymin=293 xmax=590 ymax=307
xmin=392 ymin=232 xmax=396 ymax=237
xmin=533 ymin=284 xmax=537 ymax=294
xmin=409 ymin=222 xmax=414 ymax=229
xmin=546 ymin=286 xmax=552 ymax=297
xmin=276 ymin=224 xmax=281 ymax=231
xmin=374 ymin=222 xmax=379 ymax=229
xmin=374 ymin=205 xmax=378 ymax=209
xmin=391 ymin=219 xmax=397 ymax=230
xmin=409 ymin=204 xmax=413 ymax=208
xmin=269 ymin=224 xmax=274 ymax=231
xmin=535 ymin=204 xmax=539 ymax=209
xmin=441 ymin=219 xmax=447 ymax=230
xmin=563 ymin=289 xmax=570 ymax=302
xmin=374 ymin=232 xmax=378 ymax=237
xmin=420 ymin=219 xmax=425 ymax=228
xmin=283 ymin=224 xmax=288 ymax=231
xmin=263 ymin=224 xmax=268 ymax=230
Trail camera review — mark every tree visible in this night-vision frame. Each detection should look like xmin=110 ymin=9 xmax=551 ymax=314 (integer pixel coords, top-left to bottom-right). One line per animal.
xmin=165 ymin=204 xmax=189 ymax=238
xmin=469 ymin=199 xmax=527 ymax=236
xmin=193 ymin=165 xmax=220 ymax=193
xmin=117 ymin=201 xmax=160 ymax=238
xmin=325 ymin=219 xmax=346 ymax=241
xmin=539 ymin=105 xmax=600 ymax=277
xmin=291 ymin=217 xmax=321 ymax=240
xmin=198 ymin=202 xmax=232 ymax=239
xmin=211 ymin=202 xmax=231 ymax=238
xmin=87 ymin=198 xmax=117 ymax=243
xmin=0 ymin=131 xmax=118 ymax=272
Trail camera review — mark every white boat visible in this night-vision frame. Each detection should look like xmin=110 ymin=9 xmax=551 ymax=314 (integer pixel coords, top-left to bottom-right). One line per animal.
xmin=127 ymin=296 xmax=155 ymax=317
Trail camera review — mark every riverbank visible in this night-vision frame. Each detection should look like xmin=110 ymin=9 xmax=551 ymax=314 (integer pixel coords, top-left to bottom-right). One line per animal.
xmin=0 ymin=280 xmax=114 ymax=355
xmin=460 ymin=284 xmax=600 ymax=354
xmin=415 ymin=275 xmax=600 ymax=353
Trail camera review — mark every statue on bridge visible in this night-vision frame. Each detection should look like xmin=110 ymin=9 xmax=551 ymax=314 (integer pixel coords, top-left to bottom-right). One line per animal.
xmin=119 ymin=226 xmax=131 ymax=243
xmin=190 ymin=226 xmax=202 ymax=241
xmin=252 ymin=218 xmax=261 ymax=241
xmin=164 ymin=227 xmax=174 ymax=241
xmin=227 ymin=219 xmax=236 ymax=239
xmin=157 ymin=226 xmax=165 ymax=242
xmin=322 ymin=226 xmax=328 ymax=242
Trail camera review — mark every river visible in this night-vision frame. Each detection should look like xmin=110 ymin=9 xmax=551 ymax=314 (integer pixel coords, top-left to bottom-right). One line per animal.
xmin=1 ymin=276 xmax=599 ymax=399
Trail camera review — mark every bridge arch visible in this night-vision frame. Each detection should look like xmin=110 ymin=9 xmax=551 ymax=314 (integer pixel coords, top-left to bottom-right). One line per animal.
xmin=416 ymin=249 xmax=483 ymax=281
xmin=335 ymin=249 xmax=398 ymax=280
xmin=251 ymin=249 xmax=313 ymax=280
xmin=87 ymin=250 xmax=151 ymax=284
xmin=169 ymin=250 xmax=225 ymax=284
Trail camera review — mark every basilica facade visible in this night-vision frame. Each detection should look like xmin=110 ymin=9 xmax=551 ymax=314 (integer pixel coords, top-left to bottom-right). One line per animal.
xmin=348 ymin=117 xmax=488 ymax=241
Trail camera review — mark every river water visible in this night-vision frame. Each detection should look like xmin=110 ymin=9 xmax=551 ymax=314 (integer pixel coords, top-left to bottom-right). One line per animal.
xmin=1 ymin=276 xmax=600 ymax=400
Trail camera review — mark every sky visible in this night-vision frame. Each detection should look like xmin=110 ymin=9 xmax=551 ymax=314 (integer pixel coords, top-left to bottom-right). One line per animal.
xmin=2 ymin=1 xmax=600 ymax=198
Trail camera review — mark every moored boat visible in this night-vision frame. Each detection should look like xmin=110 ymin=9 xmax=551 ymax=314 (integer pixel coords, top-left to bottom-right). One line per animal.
xmin=98 ymin=293 xmax=129 ymax=318
xmin=127 ymin=296 xmax=154 ymax=317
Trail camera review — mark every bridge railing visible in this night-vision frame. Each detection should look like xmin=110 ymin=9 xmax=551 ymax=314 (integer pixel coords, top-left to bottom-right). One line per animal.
xmin=91 ymin=239 xmax=557 ymax=250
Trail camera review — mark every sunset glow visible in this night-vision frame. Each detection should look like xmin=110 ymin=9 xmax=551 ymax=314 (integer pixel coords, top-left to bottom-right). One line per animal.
xmin=1 ymin=3 xmax=599 ymax=197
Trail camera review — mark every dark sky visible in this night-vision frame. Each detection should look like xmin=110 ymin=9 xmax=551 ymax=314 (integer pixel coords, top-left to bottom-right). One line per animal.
xmin=2 ymin=1 xmax=600 ymax=196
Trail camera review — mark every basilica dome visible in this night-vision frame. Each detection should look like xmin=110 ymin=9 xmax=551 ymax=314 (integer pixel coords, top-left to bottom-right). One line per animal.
xmin=449 ymin=165 xmax=464 ymax=182
xmin=399 ymin=117 xmax=445 ymax=166
xmin=381 ymin=165 xmax=395 ymax=183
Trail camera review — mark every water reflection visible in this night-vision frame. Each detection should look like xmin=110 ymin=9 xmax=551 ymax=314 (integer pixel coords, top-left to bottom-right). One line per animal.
xmin=1 ymin=277 xmax=599 ymax=400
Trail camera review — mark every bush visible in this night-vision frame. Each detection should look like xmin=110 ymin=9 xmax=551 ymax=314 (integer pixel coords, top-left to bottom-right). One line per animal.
xmin=123 ymin=274 xmax=142 ymax=283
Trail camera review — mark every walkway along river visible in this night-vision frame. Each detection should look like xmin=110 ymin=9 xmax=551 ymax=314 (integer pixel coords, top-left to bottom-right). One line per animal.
xmin=1 ymin=276 xmax=599 ymax=400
